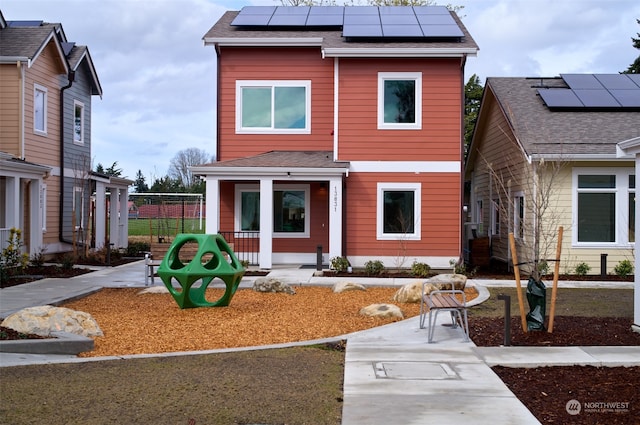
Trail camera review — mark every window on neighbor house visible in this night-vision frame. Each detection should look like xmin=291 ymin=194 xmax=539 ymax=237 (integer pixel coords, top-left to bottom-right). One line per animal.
xmin=41 ymin=184 xmax=47 ymax=232
xmin=514 ymin=194 xmax=525 ymax=240
xmin=377 ymin=183 xmax=421 ymax=240
xmin=34 ymin=85 xmax=47 ymax=134
xmin=74 ymin=101 xmax=84 ymax=144
xmin=491 ymin=199 xmax=500 ymax=236
xmin=73 ymin=187 xmax=84 ymax=229
xmin=236 ymin=80 xmax=310 ymax=134
xmin=377 ymin=72 xmax=422 ymax=130
xmin=236 ymin=185 xmax=310 ymax=237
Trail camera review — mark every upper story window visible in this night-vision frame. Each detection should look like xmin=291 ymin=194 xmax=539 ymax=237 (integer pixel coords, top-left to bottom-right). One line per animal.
xmin=376 ymin=182 xmax=421 ymax=240
xmin=236 ymin=80 xmax=311 ymax=134
xmin=377 ymin=72 xmax=422 ymax=130
xmin=573 ymin=168 xmax=635 ymax=246
xmin=34 ymin=84 xmax=47 ymax=134
xmin=74 ymin=100 xmax=85 ymax=144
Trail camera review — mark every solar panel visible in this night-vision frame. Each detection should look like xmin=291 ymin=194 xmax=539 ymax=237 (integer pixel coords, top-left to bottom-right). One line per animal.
xmin=344 ymin=13 xmax=380 ymax=25
xmin=344 ymin=6 xmax=379 ymax=15
xmin=231 ymin=13 xmax=272 ymax=26
xmin=421 ymin=24 xmax=463 ymax=37
xmin=239 ymin=6 xmax=276 ymax=15
xmin=272 ymin=6 xmax=310 ymax=15
xmin=342 ymin=24 xmax=383 ymax=37
xmin=538 ymin=89 xmax=584 ymax=108
xmin=380 ymin=14 xmax=419 ymax=25
xmin=379 ymin=6 xmax=415 ymax=15
xmin=627 ymin=74 xmax=640 ymax=88
xmin=417 ymin=14 xmax=456 ymax=25
xmin=610 ymin=90 xmax=640 ymax=107
xmin=306 ymin=14 xmax=344 ymax=26
xmin=308 ymin=6 xmax=344 ymax=15
xmin=573 ymin=89 xmax=621 ymax=107
xmin=382 ymin=25 xmax=423 ymax=37
xmin=561 ymin=74 xmax=603 ymax=90
xmin=594 ymin=74 xmax=638 ymax=90
xmin=269 ymin=14 xmax=308 ymax=26
xmin=413 ymin=6 xmax=450 ymax=14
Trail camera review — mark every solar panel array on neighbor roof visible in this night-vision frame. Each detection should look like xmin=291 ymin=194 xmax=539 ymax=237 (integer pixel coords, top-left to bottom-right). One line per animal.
xmin=538 ymin=74 xmax=640 ymax=109
xmin=230 ymin=5 xmax=464 ymax=39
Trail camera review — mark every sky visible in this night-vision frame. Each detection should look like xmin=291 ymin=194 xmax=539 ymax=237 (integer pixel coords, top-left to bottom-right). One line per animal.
xmin=2 ymin=0 xmax=639 ymax=184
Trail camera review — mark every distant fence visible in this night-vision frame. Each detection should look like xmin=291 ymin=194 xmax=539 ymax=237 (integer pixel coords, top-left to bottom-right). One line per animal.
xmin=218 ymin=231 xmax=259 ymax=266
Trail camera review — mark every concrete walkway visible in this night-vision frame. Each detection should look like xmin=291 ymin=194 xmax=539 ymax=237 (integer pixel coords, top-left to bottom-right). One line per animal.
xmin=1 ymin=261 xmax=639 ymax=425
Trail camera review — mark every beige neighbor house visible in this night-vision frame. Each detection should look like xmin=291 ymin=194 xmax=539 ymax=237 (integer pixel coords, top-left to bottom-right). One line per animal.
xmin=0 ymin=11 xmax=131 ymax=258
xmin=465 ymin=74 xmax=640 ymax=277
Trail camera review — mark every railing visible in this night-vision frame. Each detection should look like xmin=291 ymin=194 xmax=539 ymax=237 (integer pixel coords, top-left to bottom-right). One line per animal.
xmin=0 ymin=228 xmax=11 ymax=253
xmin=218 ymin=231 xmax=260 ymax=266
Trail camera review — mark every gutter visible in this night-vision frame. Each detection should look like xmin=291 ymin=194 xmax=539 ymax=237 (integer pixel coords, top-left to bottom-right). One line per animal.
xmin=59 ymin=71 xmax=75 ymax=246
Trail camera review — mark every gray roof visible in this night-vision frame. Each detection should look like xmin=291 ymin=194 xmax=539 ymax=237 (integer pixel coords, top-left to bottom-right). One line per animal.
xmin=0 ymin=22 xmax=61 ymax=60
xmin=486 ymin=77 xmax=640 ymax=158
xmin=200 ymin=151 xmax=349 ymax=169
xmin=204 ymin=8 xmax=478 ymax=55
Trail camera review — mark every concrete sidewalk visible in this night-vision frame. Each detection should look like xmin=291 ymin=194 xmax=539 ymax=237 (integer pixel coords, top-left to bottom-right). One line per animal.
xmin=1 ymin=261 xmax=639 ymax=425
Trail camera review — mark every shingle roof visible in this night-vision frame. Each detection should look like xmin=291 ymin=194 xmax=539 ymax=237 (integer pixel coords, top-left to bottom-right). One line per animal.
xmin=0 ymin=22 xmax=60 ymax=59
xmin=200 ymin=151 xmax=349 ymax=169
xmin=487 ymin=77 xmax=640 ymax=157
xmin=203 ymin=8 xmax=478 ymax=54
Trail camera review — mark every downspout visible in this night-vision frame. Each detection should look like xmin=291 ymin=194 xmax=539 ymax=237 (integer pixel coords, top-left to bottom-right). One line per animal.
xmin=59 ymin=71 xmax=75 ymax=245
xmin=459 ymin=54 xmax=467 ymax=265
xmin=18 ymin=61 xmax=25 ymax=158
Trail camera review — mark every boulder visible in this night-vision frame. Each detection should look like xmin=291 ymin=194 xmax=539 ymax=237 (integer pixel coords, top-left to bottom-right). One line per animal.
xmin=252 ymin=277 xmax=296 ymax=295
xmin=359 ymin=303 xmax=403 ymax=319
xmin=425 ymin=273 xmax=467 ymax=291
xmin=1 ymin=306 xmax=103 ymax=338
xmin=333 ymin=281 xmax=366 ymax=293
xmin=392 ymin=281 xmax=437 ymax=303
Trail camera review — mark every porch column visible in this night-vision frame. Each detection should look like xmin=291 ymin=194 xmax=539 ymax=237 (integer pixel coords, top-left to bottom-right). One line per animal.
xmin=118 ymin=188 xmax=128 ymax=248
xmin=328 ymin=177 xmax=343 ymax=260
xmin=94 ymin=182 xmax=106 ymax=249
xmin=635 ymin=155 xmax=640 ymax=328
xmin=109 ymin=188 xmax=119 ymax=248
xmin=5 ymin=176 xmax=19 ymax=228
xmin=205 ymin=177 xmax=220 ymax=234
xmin=259 ymin=178 xmax=273 ymax=269
xmin=28 ymin=178 xmax=42 ymax=256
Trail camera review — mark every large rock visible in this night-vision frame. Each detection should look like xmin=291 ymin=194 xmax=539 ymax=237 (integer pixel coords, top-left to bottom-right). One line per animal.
xmin=392 ymin=281 xmax=437 ymax=303
xmin=1 ymin=306 xmax=103 ymax=338
xmin=426 ymin=273 xmax=467 ymax=291
xmin=252 ymin=277 xmax=296 ymax=295
xmin=333 ymin=281 xmax=366 ymax=293
xmin=359 ymin=303 xmax=404 ymax=319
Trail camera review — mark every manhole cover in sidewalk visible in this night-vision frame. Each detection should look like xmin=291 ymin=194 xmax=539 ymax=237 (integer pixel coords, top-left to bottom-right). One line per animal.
xmin=373 ymin=362 xmax=459 ymax=380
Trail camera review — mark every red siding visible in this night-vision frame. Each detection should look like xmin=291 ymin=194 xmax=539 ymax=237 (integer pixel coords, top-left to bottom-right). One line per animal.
xmin=218 ymin=47 xmax=335 ymax=160
xmin=337 ymin=58 xmax=462 ymax=161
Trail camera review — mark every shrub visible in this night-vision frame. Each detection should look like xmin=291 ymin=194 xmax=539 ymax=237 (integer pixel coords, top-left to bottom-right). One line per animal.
xmin=574 ymin=262 xmax=591 ymax=276
xmin=240 ymin=259 xmax=250 ymax=269
xmin=330 ymin=256 xmax=349 ymax=272
xmin=537 ymin=260 xmax=550 ymax=276
xmin=30 ymin=248 xmax=47 ymax=267
xmin=364 ymin=260 xmax=384 ymax=275
xmin=126 ymin=241 xmax=150 ymax=257
xmin=60 ymin=254 xmax=76 ymax=270
xmin=411 ymin=261 xmax=431 ymax=278
xmin=0 ymin=228 xmax=29 ymax=272
xmin=614 ymin=259 xmax=634 ymax=277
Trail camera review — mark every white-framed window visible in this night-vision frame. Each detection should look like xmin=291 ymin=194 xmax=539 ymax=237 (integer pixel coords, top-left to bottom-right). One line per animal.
xmin=377 ymin=72 xmax=422 ymax=130
xmin=513 ymin=193 xmax=525 ymax=240
xmin=34 ymin=84 xmax=47 ymax=134
xmin=376 ymin=182 xmax=421 ymax=240
xmin=73 ymin=100 xmax=85 ymax=144
xmin=490 ymin=199 xmax=500 ymax=236
xmin=474 ymin=199 xmax=484 ymax=235
xmin=41 ymin=184 xmax=47 ymax=232
xmin=234 ymin=184 xmax=310 ymax=238
xmin=73 ymin=186 xmax=84 ymax=230
xmin=573 ymin=168 xmax=635 ymax=245
xmin=236 ymin=80 xmax=311 ymax=134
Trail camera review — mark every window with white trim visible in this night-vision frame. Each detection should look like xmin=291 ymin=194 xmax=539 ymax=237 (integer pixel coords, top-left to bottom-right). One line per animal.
xmin=490 ymin=199 xmax=500 ymax=236
xmin=236 ymin=80 xmax=310 ymax=134
xmin=41 ymin=184 xmax=47 ymax=232
xmin=377 ymin=72 xmax=422 ymax=130
xmin=514 ymin=193 xmax=525 ymax=240
xmin=573 ymin=168 xmax=635 ymax=245
xmin=73 ymin=187 xmax=84 ymax=230
xmin=377 ymin=183 xmax=421 ymax=240
xmin=34 ymin=84 xmax=47 ymax=134
xmin=235 ymin=184 xmax=310 ymax=238
xmin=73 ymin=100 xmax=85 ymax=144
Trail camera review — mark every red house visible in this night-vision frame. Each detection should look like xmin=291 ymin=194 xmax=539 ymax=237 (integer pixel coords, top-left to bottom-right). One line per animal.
xmin=194 ymin=6 xmax=478 ymax=269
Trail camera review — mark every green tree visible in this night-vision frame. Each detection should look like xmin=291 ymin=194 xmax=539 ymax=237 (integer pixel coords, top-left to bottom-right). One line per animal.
xmin=623 ymin=19 xmax=639 ymax=74
xmin=95 ymin=161 xmax=123 ymax=177
xmin=464 ymin=74 xmax=483 ymax=156
xmin=134 ymin=170 xmax=149 ymax=193
xmin=149 ymin=175 xmax=182 ymax=193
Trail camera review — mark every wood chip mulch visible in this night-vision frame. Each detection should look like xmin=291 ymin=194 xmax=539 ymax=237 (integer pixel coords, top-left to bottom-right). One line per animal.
xmin=62 ymin=286 xmax=478 ymax=357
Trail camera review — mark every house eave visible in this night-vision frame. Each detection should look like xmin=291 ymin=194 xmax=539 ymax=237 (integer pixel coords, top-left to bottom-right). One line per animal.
xmin=191 ymin=166 xmax=349 ymax=178
xmin=617 ymin=136 xmax=640 ymax=158
xmin=322 ymin=47 xmax=477 ymax=58
xmin=530 ymin=154 xmax=633 ymax=162
xmin=204 ymin=37 xmax=324 ymax=47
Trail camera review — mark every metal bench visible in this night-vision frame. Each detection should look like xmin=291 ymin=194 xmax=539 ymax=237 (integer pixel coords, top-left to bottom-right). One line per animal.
xmin=419 ymin=281 xmax=469 ymax=343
